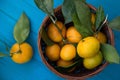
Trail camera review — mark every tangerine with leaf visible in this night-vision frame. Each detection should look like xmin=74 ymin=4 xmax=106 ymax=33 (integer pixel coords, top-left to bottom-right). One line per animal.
xmin=10 ymin=43 xmax=33 ymax=64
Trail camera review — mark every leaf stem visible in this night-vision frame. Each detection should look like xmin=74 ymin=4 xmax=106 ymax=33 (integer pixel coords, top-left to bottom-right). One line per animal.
xmin=0 ymin=52 xmax=10 ymax=57
xmin=96 ymin=15 xmax=108 ymax=34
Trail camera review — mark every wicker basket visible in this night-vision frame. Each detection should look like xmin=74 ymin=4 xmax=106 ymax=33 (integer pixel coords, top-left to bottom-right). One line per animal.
xmin=38 ymin=5 xmax=114 ymax=80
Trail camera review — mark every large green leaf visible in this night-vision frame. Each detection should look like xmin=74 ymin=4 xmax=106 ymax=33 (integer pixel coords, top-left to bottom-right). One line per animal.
xmin=101 ymin=43 xmax=120 ymax=64
xmin=62 ymin=0 xmax=86 ymax=24
xmin=74 ymin=0 xmax=93 ymax=37
xmin=108 ymin=16 xmax=120 ymax=31
xmin=14 ymin=12 xmax=30 ymax=44
xmin=62 ymin=0 xmax=74 ymax=24
xmin=34 ymin=0 xmax=54 ymax=16
xmin=71 ymin=0 xmax=93 ymax=38
xmin=72 ymin=10 xmax=85 ymax=37
xmin=74 ymin=0 xmax=92 ymax=29
xmin=40 ymin=27 xmax=54 ymax=46
xmin=95 ymin=6 xmax=105 ymax=31
xmin=0 ymin=52 xmax=9 ymax=57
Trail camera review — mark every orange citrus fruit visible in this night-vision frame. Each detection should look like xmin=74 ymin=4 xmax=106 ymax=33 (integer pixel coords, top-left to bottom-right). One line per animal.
xmin=10 ymin=43 xmax=33 ymax=64
xmin=83 ymin=51 xmax=103 ymax=69
xmin=60 ymin=44 xmax=76 ymax=61
xmin=94 ymin=32 xmax=107 ymax=43
xmin=45 ymin=44 xmax=60 ymax=61
xmin=66 ymin=26 xmax=82 ymax=43
xmin=57 ymin=59 xmax=75 ymax=72
xmin=47 ymin=21 xmax=66 ymax=42
xmin=57 ymin=59 xmax=73 ymax=67
xmin=77 ymin=37 xmax=100 ymax=58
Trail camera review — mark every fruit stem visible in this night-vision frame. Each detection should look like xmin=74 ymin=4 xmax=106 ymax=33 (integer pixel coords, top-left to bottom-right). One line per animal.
xmin=10 ymin=44 xmax=22 ymax=57
xmin=10 ymin=50 xmax=22 ymax=57
xmin=49 ymin=15 xmax=66 ymax=43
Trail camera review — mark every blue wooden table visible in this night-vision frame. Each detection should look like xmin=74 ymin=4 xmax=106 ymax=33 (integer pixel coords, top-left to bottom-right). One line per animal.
xmin=0 ymin=0 xmax=120 ymax=80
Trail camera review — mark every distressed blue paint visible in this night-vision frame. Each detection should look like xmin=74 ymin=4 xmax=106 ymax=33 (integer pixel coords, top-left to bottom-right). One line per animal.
xmin=0 ymin=0 xmax=120 ymax=80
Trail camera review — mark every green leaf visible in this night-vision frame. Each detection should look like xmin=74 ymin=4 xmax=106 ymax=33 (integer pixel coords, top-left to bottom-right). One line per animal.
xmin=34 ymin=0 xmax=54 ymax=16
xmin=74 ymin=0 xmax=92 ymax=30
xmin=95 ymin=6 xmax=105 ymax=30
xmin=14 ymin=12 xmax=30 ymax=44
xmin=62 ymin=0 xmax=74 ymax=24
xmin=71 ymin=0 xmax=93 ymax=38
xmin=62 ymin=0 xmax=87 ymax=24
xmin=108 ymin=16 xmax=120 ymax=31
xmin=72 ymin=10 xmax=88 ymax=38
xmin=0 ymin=52 xmax=9 ymax=57
xmin=40 ymin=27 xmax=54 ymax=46
xmin=55 ymin=59 xmax=82 ymax=73
xmin=101 ymin=43 xmax=120 ymax=64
